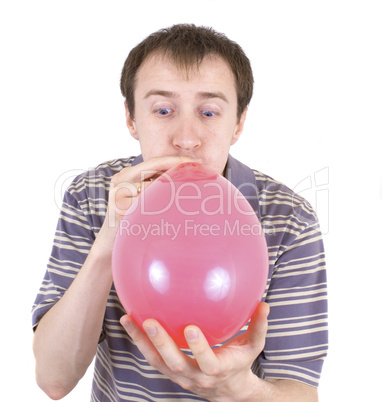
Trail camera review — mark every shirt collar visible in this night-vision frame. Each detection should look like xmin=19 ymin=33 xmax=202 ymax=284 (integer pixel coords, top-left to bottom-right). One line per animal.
xmin=225 ymin=154 xmax=260 ymax=217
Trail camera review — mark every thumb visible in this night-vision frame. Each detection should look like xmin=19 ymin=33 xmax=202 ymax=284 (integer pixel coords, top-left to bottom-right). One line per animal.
xmin=246 ymin=302 xmax=270 ymax=353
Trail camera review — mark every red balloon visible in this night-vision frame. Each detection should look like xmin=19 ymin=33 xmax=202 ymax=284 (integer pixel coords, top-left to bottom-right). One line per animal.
xmin=112 ymin=162 xmax=268 ymax=348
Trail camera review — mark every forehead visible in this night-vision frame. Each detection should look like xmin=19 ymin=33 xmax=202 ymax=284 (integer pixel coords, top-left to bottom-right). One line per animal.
xmin=134 ymin=54 xmax=237 ymax=99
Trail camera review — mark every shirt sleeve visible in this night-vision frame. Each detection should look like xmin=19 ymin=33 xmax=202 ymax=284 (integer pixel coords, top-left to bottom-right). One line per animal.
xmin=31 ymin=173 xmax=102 ymax=330
xmin=258 ymin=198 xmax=329 ymax=387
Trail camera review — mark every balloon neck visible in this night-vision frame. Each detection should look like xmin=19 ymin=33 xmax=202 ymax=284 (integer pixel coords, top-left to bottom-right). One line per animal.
xmin=158 ymin=162 xmax=218 ymax=183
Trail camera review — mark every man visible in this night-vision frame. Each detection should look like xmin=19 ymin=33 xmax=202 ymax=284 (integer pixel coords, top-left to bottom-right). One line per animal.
xmin=32 ymin=24 xmax=328 ymax=401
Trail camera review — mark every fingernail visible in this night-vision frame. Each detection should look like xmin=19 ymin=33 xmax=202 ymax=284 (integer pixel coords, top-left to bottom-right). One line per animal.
xmin=186 ymin=329 xmax=199 ymax=341
xmin=145 ymin=326 xmax=158 ymax=337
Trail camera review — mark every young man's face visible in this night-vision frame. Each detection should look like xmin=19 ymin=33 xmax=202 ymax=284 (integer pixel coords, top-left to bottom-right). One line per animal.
xmin=125 ymin=54 xmax=247 ymax=174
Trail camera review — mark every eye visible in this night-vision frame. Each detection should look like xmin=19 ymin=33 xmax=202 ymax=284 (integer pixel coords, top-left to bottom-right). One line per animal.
xmin=157 ymin=108 xmax=172 ymax=116
xmin=201 ymin=110 xmax=216 ymax=118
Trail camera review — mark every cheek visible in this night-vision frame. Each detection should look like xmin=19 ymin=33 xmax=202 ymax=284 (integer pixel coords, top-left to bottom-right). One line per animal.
xmin=138 ymin=129 xmax=173 ymax=160
xmin=205 ymin=128 xmax=235 ymax=150
xmin=201 ymin=136 xmax=233 ymax=173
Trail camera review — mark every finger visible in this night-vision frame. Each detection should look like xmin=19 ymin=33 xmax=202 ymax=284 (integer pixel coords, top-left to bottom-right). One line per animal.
xmin=113 ymin=181 xmax=139 ymax=199
xmin=184 ymin=325 xmax=220 ymax=376
xmin=120 ymin=315 xmax=168 ymax=373
xmin=142 ymin=319 xmax=193 ymax=375
xmin=137 ymin=178 xmax=152 ymax=194
xmin=110 ymin=179 xmax=151 ymax=219
xmin=108 ymin=183 xmax=137 ymax=221
xmin=245 ymin=302 xmax=270 ymax=353
xmin=115 ymin=155 xmax=200 ymax=184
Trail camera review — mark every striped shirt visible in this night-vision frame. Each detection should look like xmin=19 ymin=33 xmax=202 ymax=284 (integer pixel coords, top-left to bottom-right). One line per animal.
xmin=32 ymin=154 xmax=328 ymax=401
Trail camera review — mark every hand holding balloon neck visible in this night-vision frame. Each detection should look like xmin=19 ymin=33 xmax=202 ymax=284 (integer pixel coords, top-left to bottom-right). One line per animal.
xmin=96 ymin=156 xmax=197 ymax=250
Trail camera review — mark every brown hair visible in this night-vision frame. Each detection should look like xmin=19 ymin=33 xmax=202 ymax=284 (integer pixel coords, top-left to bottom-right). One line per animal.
xmin=120 ymin=24 xmax=253 ymax=121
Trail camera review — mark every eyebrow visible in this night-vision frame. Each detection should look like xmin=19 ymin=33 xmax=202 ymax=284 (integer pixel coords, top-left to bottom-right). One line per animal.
xmin=144 ymin=90 xmax=178 ymax=99
xmin=198 ymin=91 xmax=229 ymax=103
xmin=144 ymin=90 xmax=229 ymax=103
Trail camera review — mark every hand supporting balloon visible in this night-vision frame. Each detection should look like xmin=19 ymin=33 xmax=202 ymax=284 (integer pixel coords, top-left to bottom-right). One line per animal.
xmin=121 ymin=302 xmax=271 ymax=402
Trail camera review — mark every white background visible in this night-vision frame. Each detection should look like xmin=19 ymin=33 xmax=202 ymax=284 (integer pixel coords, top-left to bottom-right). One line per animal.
xmin=1 ymin=1 xmax=381 ymax=400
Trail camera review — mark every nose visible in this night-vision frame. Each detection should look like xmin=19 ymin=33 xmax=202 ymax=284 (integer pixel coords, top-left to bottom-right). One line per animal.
xmin=172 ymin=116 xmax=202 ymax=154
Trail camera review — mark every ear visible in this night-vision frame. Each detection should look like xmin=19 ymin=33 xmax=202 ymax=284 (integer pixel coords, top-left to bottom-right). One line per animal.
xmin=124 ymin=101 xmax=139 ymax=140
xmin=231 ymin=107 xmax=248 ymax=145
